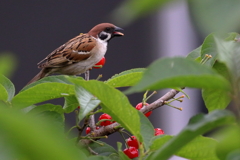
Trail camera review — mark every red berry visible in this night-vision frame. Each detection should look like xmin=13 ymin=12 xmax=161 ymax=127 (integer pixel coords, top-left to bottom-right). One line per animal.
xmin=93 ymin=57 xmax=106 ymax=69
xmin=99 ymin=113 xmax=113 ymax=126
xmin=123 ymin=147 xmax=138 ymax=159
xmin=78 ymin=106 xmax=80 ymax=109
xmin=154 ymin=128 xmax=164 ymax=136
xmin=86 ymin=126 xmax=100 ymax=134
xmin=127 ymin=136 xmax=139 ymax=149
xmin=135 ymin=102 xmax=152 ymax=117
xmin=86 ymin=127 xmax=91 ymax=134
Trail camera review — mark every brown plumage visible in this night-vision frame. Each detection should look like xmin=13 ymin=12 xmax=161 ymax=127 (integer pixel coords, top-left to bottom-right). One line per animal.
xmin=27 ymin=23 xmax=124 ymax=85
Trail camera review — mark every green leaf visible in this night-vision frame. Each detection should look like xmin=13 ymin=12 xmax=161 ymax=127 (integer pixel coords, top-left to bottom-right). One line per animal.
xmin=225 ymin=32 xmax=239 ymax=41
xmin=12 ymin=81 xmax=75 ymax=109
xmin=188 ymin=0 xmax=240 ymax=35
xmin=202 ymin=55 xmax=232 ymax=112
xmin=87 ymin=156 xmax=112 ymax=160
xmin=0 ymin=82 xmax=8 ymax=102
xmin=22 ymin=75 xmax=75 ymax=91
xmin=112 ymin=0 xmax=171 ymax=26
xmin=226 ymin=149 xmax=240 ymax=160
xmin=105 ymin=68 xmax=145 ymax=88
xmin=0 ymin=74 xmax=15 ymax=102
xmin=176 ymin=136 xmax=218 ymax=160
xmin=202 ymin=88 xmax=231 ymax=112
xmin=0 ymin=53 xmax=17 ymax=77
xmin=21 ymin=105 xmax=37 ymax=113
xmin=63 ymin=95 xmax=79 ymax=113
xmin=138 ymin=111 xmax=154 ymax=150
xmin=213 ymin=60 xmax=232 ymax=82
xmin=27 ymin=103 xmax=64 ymax=115
xmin=214 ymin=35 xmax=240 ymax=87
xmin=0 ymin=105 xmax=86 ymax=160
xmin=214 ymin=125 xmax=240 ymax=160
xmin=125 ymin=57 xmax=231 ymax=94
xmin=36 ymin=111 xmax=65 ymax=132
xmin=146 ymin=110 xmax=235 ymax=160
xmin=25 ymin=104 xmax=65 ymax=132
xmin=117 ymin=142 xmax=130 ymax=160
xmin=68 ymin=78 xmax=143 ymax=144
xmin=150 ymin=135 xmax=218 ymax=160
xmin=89 ymin=141 xmax=118 ymax=157
xmin=200 ymin=33 xmax=219 ymax=67
xmin=74 ymin=85 xmax=101 ymax=122
xmin=186 ymin=45 xmax=202 ymax=61
xmin=149 ymin=135 xmax=172 ymax=151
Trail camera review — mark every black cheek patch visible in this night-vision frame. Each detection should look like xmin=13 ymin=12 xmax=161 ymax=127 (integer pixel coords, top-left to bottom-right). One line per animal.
xmin=99 ymin=33 xmax=108 ymax=40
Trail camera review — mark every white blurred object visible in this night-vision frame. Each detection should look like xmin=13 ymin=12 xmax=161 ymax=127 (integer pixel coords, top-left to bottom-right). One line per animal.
xmin=154 ymin=1 xmax=200 ymax=160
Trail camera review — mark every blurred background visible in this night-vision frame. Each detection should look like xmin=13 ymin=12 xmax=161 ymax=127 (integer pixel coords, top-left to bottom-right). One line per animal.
xmin=1 ymin=0 xmax=240 ymax=159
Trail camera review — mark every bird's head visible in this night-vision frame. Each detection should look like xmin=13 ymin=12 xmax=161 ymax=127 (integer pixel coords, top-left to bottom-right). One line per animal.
xmin=88 ymin=23 xmax=124 ymax=42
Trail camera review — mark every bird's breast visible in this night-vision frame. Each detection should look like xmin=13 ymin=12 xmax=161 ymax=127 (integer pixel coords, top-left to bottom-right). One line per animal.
xmin=58 ymin=40 xmax=108 ymax=75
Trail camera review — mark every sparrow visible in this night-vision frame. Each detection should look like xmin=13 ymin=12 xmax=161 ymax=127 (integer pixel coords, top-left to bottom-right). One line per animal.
xmin=27 ymin=23 xmax=124 ymax=85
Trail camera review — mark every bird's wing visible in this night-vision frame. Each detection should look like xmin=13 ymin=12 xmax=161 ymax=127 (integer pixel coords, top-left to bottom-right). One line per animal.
xmin=38 ymin=34 xmax=97 ymax=68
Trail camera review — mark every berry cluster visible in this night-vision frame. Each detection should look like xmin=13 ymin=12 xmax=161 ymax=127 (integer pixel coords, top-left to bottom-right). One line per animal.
xmin=85 ymin=113 xmax=114 ymax=135
xmin=123 ymin=127 xmax=164 ymax=159
xmin=122 ymin=102 xmax=165 ymax=159
xmin=84 ymin=101 xmax=165 ymax=159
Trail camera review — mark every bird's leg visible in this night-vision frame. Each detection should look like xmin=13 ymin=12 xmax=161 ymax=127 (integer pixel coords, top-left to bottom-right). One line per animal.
xmin=85 ymin=70 xmax=90 ymax=81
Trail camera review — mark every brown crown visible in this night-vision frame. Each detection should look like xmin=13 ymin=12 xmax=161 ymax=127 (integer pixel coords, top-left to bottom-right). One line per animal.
xmin=88 ymin=23 xmax=116 ymax=38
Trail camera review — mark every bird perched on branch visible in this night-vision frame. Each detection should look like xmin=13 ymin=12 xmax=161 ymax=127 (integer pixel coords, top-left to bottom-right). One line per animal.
xmin=27 ymin=23 xmax=124 ymax=85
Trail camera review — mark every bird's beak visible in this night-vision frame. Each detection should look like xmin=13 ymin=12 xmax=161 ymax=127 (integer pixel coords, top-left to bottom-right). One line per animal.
xmin=113 ymin=26 xmax=124 ymax=36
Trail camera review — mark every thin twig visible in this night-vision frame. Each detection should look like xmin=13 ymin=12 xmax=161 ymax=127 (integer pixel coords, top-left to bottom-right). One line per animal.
xmin=140 ymin=89 xmax=181 ymax=114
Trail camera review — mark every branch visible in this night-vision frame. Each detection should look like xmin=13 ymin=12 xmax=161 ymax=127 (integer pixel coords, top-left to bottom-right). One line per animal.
xmin=140 ymin=89 xmax=181 ymax=114
xmin=89 ymin=114 xmax=96 ymax=131
xmin=79 ymin=88 xmax=181 ymax=145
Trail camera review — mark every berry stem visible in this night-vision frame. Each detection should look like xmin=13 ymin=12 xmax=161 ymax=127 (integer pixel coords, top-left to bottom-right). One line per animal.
xmin=96 ymin=74 xmax=103 ymax=80
xmin=145 ymin=91 xmax=157 ymax=102
xmin=164 ymin=101 xmax=183 ymax=111
xmin=96 ymin=119 xmax=114 ymax=126
xmin=75 ymin=110 xmax=79 ymax=125
xmin=82 ymin=136 xmax=108 ymax=140
xmin=143 ymin=90 xmax=149 ymax=102
xmin=118 ymin=131 xmax=128 ymax=148
xmin=85 ymin=138 xmax=105 ymax=146
xmin=168 ymin=95 xmax=185 ymax=103
xmin=76 ymin=116 xmax=90 ymax=143
xmin=88 ymin=146 xmax=98 ymax=155
xmin=138 ymin=142 xmax=145 ymax=160
xmin=93 ymin=65 xmax=103 ymax=68
xmin=90 ymin=109 xmax=103 ymax=115
xmin=120 ymin=130 xmax=133 ymax=138
xmin=200 ymin=54 xmax=212 ymax=64
xmin=113 ymin=124 xmax=123 ymax=129
xmin=66 ymin=125 xmax=78 ymax=137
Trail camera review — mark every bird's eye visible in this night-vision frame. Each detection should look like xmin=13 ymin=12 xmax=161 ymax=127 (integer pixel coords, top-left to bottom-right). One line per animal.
xmin=105 ymin=27 xmax=111 ymax=32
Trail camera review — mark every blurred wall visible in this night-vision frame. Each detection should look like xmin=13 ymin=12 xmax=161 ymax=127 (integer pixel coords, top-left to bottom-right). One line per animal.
xmin=155 ymin=1 xmax=203 ymax=160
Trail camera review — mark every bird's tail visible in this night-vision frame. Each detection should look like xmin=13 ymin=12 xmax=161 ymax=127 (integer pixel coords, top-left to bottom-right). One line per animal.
xmin=26 ymin=69 xmax=48 ymax=85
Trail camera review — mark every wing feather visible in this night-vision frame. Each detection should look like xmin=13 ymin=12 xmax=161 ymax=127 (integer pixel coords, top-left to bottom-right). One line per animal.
xmin=38 ymin=34 xmax=96 ymax=68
